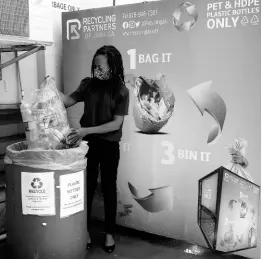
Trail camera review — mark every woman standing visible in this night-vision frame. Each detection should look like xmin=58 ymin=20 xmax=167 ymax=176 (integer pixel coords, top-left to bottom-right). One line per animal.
xmin=60 ymin=45 xmax=129 ymax=253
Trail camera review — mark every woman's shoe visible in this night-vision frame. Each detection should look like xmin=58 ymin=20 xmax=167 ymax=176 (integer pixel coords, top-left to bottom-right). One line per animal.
xmin=86 ymin=232 xmax=92 ymax=251
xmin=104 ymin=234 xmax=115 ymax=253
xmin=104 ymin=244 xmax=115 ymax=253
xmin=86 ymin=242 xmax=92 ymax=251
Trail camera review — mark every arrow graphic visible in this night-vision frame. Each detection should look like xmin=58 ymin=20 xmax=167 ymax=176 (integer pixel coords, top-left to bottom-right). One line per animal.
xmin=71 ymin=25 xmax=80 ymax=39
xmin=187 ymin=81 xmax=227 ymax=144
xmin=128 ymin=182 xmax=174 ymax=213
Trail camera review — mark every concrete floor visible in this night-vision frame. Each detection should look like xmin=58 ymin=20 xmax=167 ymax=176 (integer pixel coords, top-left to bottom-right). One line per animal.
xmin=0 ymin=219 xmax=248 ymax=259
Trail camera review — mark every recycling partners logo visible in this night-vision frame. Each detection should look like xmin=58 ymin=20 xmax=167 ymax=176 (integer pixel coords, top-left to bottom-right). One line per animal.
xmin=173 ymin=2 xmax=198 ymax=32
xmin=66 ymin=19 xmax=81 ymax=40
xmin=31 ymin=178 xmax=43 ymax=189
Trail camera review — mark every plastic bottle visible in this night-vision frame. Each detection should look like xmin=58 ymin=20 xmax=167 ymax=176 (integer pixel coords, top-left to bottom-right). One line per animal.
xmin=20 ymin=102 xmax=35 ymax=148
xmin=20 ymin=101 xmax=32 ymax=123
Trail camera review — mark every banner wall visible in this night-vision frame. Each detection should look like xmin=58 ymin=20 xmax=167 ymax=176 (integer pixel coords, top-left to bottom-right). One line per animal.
xmin=62 ymin=1 xmax=261 ymax=258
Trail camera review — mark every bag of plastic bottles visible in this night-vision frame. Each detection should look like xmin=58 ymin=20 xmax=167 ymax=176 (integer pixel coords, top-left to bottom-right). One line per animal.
xmin=20 ymin=76 xmax=73 ymax=150
xmin=224 ymin=137 xmax=253 ymax=182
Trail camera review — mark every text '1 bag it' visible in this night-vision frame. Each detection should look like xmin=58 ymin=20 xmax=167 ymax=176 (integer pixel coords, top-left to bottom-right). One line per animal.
xmin=20 ymin=76 xmax=71 ymax=150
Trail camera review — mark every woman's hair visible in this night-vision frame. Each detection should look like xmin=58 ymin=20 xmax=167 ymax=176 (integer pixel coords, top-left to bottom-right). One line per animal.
xmin=91 ymin=45 xmax=125 ymax=97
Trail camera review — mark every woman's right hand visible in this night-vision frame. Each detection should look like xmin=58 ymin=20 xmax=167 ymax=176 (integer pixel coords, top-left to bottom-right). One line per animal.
xmin=231 ymin=150 xmax=248 ymax=167
xmin=231 ymin=151 xmax=244 ymax=164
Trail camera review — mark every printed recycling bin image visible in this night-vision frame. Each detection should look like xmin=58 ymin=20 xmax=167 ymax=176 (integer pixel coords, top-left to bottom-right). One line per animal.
xmin=198 ymin=167 xmax=260 ymax=253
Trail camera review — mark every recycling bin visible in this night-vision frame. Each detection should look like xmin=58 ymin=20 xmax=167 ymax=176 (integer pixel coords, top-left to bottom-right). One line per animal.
xmin=4 ymin=141 xmax=88 ymax=259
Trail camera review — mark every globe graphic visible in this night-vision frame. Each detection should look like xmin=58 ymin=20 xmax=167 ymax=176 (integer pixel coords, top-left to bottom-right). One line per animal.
xmin=173 ymin=2 xmax=198 ymax=32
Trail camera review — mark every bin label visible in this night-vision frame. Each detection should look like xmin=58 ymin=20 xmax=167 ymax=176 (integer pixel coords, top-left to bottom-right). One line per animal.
xmin=21 ymin=172 xmax=56 ymax=216
xmin=60 ymin=170 xmax=84 ymax=218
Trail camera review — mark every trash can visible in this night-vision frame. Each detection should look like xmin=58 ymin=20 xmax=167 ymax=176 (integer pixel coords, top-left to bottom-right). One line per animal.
xmin=4 ymin=141 xmax=88 ymax=259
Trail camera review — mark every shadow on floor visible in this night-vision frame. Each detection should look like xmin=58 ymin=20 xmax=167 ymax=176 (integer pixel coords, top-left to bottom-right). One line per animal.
xmin=0 ymin=218 xmax=249 ymax=259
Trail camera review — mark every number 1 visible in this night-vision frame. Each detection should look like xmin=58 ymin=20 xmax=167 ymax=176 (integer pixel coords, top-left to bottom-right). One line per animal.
xmin=127 ymin=49 xmax=136 ymax=70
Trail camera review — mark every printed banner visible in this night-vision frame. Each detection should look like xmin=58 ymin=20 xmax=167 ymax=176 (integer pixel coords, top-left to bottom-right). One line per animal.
xmin=60 ymin=171 xmax=84 ymax=218
xmin=21 ymin=172 xmax=55 ymax=215
xmin=62 ymin=0 xmax=260 ymax=257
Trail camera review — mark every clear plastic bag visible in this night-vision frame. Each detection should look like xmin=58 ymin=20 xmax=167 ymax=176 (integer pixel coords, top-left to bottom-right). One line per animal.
xmin=20 ymin=76 xmax=71 ymax=150
xmin=4 ymin=141 xmax=88 ymax=171
xmin=224 ymin=137 xmax=253 ymax=182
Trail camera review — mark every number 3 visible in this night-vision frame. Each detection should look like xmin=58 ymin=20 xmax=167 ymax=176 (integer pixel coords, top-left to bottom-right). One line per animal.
xmin=161 ymin=141 xmax=175 ymax=165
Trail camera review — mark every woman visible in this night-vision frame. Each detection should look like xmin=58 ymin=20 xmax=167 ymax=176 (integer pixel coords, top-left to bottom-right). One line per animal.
xmin=60 ymin=45 xmax=129 ymax=253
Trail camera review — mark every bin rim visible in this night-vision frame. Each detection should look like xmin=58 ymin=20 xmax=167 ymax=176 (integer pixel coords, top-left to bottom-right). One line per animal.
xmin=6 ymin=141 xmax=87 ymax=153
